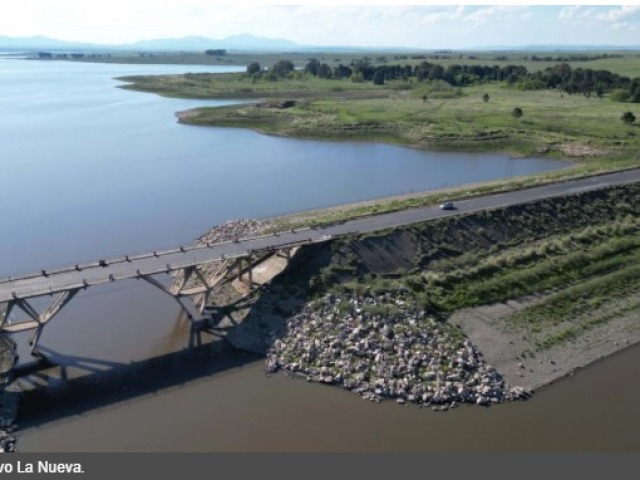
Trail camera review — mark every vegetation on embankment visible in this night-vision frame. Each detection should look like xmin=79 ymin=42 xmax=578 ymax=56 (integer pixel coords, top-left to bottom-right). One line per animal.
xmin=301 ymin=183 xmax=640 ymax=355
xmin=223 ymin=181 xmax=640 ymax=392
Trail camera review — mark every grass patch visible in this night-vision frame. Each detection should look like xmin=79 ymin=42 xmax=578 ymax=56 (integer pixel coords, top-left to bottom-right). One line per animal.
xmin=510 ymin=263 xmax=640 ymax=329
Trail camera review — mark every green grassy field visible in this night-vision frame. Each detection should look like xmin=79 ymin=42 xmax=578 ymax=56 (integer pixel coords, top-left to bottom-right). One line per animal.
xmin=120 ymin=70 xmax=640 ymax=154
xmin=123 ymin=75 xmax=639 ymax=155
xmin=118 ymin=71 xmax=389 ymax=98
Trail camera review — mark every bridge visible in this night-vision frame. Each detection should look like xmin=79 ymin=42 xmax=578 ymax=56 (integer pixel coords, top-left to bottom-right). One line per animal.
xmin=0 ymin=230 xmax=328 ymax=355
xmin=1 ymin=167 xmax=639 ymax=355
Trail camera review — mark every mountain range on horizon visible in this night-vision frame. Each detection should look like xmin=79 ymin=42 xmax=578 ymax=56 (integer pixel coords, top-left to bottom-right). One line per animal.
xmin=1 ymin=34 xmax=639 ymax=53
xmin=0 ymin=34 xmax=304 ymax=52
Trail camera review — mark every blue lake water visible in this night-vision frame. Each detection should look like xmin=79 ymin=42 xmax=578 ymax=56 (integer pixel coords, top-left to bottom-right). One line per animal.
xmin=0 ymin=59 xmax=569 ymax=275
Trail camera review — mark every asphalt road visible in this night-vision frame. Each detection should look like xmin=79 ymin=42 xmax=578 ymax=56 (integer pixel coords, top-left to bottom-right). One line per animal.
xmin=1 ymin=168 xmax=639 ymax=304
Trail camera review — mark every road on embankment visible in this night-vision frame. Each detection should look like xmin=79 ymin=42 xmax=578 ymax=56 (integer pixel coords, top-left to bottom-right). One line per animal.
xmin=1 ymin=167 xmax=639 ymax=303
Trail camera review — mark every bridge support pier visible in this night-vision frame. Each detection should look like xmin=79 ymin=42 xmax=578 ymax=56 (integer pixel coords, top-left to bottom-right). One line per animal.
xmin=276 ymin=248 xmax=292 ymax=261
xmin=1 ymin=289 xmax=80 ymax=356
xmin=235 ymin=255 xmax=255 ymax=289
xmin=141 ymin=261 xmax=229 ymax=322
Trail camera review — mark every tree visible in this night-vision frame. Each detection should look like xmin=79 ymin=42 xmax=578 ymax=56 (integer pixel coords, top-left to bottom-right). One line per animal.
xmin=427 ymin=64 xmax=444 ymax=81
xmin=246 ymin=62 xmax=262 ymax=76
xmin=205 ymin=49 xmax=226 ymax=56
xmin=351 ymin=71 xmax=364 ymax=83
xmin=305 ymin=59 xmax=320 ymax=76
xmin=630 ymin=78 xmax=640 ymax=103
xmin=270 ymin=60 xmax=294 ymax=77
xmin=317 ymin=63 xmax=332 ymax=79
xmin=373 ymin=69 xmax=385 ymax=85
xmin=511 ymin=107 xmax=523 ymax=119
xmin=333 ymin=64 xmax=352 ymax=79
xmin=482 ymin=93 xmax=490 ymax=103
xmin=621 ymin=111 xmax=636 ymax=124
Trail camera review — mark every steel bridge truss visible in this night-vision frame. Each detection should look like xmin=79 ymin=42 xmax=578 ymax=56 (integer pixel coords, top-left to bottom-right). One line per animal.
xmin=1 ymin=289 xmax=80 ymax=356
xmin=0 ymin=248 xmax=294 ymax=356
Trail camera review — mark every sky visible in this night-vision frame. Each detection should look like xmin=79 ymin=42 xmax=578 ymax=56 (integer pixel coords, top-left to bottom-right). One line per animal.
xmin=2 ymin=2 xmax=640 ymax=49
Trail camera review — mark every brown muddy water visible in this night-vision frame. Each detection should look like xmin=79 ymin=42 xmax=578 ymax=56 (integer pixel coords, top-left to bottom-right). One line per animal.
xmin=11 ymin=281 xmax=640 ymax=452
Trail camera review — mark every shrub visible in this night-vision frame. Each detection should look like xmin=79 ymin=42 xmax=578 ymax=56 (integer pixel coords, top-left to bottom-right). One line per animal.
xmin=610 ymin=89 xmax=630 ymax=102
xmin=621 ymin=111 xmax=636 ymax=124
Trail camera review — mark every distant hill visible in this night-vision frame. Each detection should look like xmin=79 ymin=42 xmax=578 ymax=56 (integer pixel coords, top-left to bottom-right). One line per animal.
xmin=0 ymin=35 xmax=103 ymax=51
xmin=0 ymin=34 xmax=304 ymax=52
xmin=1 ymin=34 xmax=639 ymax=53
xmin=128 ymin=34 xmax=302 ymax=51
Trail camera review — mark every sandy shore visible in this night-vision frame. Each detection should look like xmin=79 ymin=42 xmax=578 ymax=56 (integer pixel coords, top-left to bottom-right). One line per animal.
xmin=450 ymin=293 xmax=640 ymax=391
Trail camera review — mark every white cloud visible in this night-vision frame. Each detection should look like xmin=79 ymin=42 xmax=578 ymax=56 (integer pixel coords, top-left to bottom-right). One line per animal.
xmin=597 ymin=5 xmax=640 ymax=22
xmin=461 ymin=5 xmax=530 ymax=28
xmin=558 ymin=6 xmax=598 ymax=21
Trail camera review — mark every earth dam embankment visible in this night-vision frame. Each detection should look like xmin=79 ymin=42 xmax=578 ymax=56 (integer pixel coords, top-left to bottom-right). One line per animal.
xmin=225 ymin=182 xmax=640 ymax=398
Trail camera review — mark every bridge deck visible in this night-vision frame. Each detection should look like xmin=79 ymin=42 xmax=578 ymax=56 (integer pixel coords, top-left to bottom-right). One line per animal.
xmin=0 ymin=233 xmax=320 ymax=302
xmin=1 ymin=168 xmax=639 ymax=303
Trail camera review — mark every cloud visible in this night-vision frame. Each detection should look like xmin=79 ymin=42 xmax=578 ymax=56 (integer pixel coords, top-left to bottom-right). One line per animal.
xmin=460 ymin=5 xmax=531 ymax=29
xmin=560 ymin=5 xmax=640 ymax=24
xmin=597 ymin=5 xmax=640 ymax=22
xmin=558 ymin=6 xmax=597 ymax=21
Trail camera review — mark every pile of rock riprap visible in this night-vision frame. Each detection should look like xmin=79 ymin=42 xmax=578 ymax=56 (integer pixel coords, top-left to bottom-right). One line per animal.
xmin=197 ymin=219 xmax=271 ymax=245
xmin=0 ymin=336 xmax=17 ymax=452
xmin=266 ymin=286 xmax=531 ymax=409
xmin=0 ymin=430 xmax=16 ymax=453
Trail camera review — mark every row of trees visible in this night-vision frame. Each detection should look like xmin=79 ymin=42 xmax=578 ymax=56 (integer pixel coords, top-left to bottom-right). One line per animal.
xmin=529 ymin=53 xmax=622 ymax=62
xmin=521 ymin=63 xmax=632 ymax=97
xmin=244 ymin=58 xmax=640 ymax=102
xmin=246 ymin=60 xmax=294 ymax=79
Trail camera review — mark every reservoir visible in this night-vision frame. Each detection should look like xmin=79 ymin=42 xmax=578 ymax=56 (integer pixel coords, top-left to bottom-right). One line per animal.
xmin=5 ymin=59 xmax=637 ymax=452
xmin=1 ymin=59 xmax=567 ymax=276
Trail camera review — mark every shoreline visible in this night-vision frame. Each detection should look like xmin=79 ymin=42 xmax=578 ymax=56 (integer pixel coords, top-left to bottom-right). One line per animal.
xmin=173 ymin=103 xmax=590 ymax=158
xmin=450 ymin=294 xmax=640 ymax=393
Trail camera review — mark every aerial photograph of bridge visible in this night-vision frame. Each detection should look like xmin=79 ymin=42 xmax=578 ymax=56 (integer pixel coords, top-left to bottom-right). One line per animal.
xmin=1 ymin=1 xmax=640 ymax=459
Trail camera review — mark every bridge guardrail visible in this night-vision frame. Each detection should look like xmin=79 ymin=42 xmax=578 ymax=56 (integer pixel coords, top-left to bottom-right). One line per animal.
xmin=235 ymin=227 xmax=313 ymax=243
xmin=0 ymin=228 xmax=327 ymax=287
